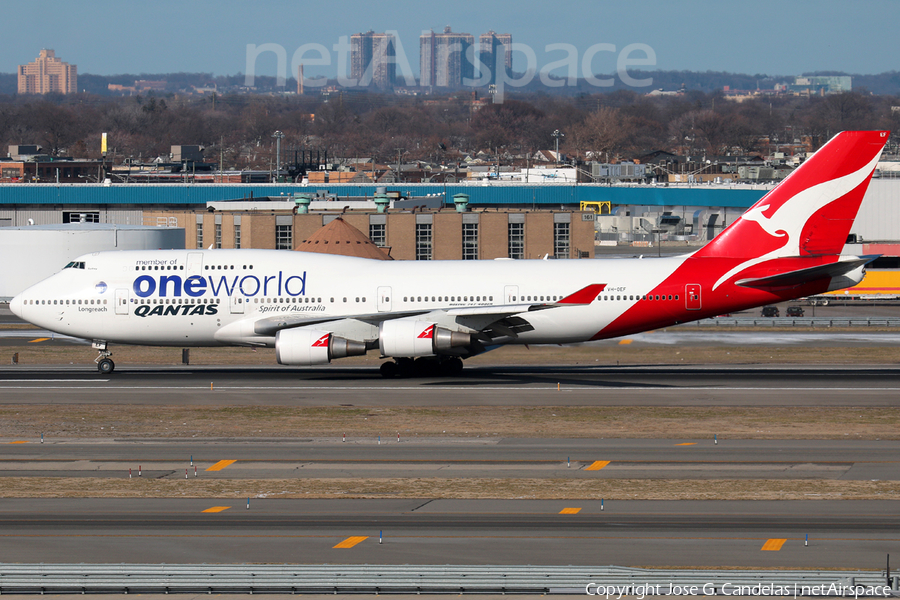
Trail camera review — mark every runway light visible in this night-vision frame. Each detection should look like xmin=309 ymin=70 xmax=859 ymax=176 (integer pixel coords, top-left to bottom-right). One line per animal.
xmin=247 ymin=497 xmax=250 ymax=510
xmin=715 ymin=434 xmax=718 ymax=445
xmin=601 ymin=498 xmax=604 ymax=511
xmin=139 ymin=465 xmax=141 ymax=477
xmin=129 ymin=468 xmax=131 ymax=479
xmin=379 ymin=530 xmax=383 ymax=544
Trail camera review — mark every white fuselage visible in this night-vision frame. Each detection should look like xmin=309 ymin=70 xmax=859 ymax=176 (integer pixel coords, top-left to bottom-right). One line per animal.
xmin=11 ymin=249 xmax=692 ymax=348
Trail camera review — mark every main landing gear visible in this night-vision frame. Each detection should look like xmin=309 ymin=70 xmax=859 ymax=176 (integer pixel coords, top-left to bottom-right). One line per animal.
xmin=93 ymin=341 xmax=115 ymax=374
xmin=380 ymin=356 xmax=464 ymax=379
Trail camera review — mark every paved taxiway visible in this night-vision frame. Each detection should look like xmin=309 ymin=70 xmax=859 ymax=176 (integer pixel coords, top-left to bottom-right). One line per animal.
xmin=0 ymin=364 xmax=899 ymax=406
xmin=0 ymin=498 xmax=897 ymax=568
xmin=1 ymin=438 xmax=899 ymax=481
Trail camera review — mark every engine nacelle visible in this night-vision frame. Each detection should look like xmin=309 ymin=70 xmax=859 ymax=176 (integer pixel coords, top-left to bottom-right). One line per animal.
xmin=276 ymin=328 xmax=367 ymax=366
xmin=379 ymin=320 xmax=471 ymax=358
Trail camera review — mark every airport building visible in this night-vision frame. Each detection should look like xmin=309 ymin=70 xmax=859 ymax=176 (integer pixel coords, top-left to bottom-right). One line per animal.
xmin=1 ymin=178 xmax=899 ymax=263
xmin=142 ymin=207 xmax=596 ymax=261
xmin=0 ymin=223 xmax=184 ymax=299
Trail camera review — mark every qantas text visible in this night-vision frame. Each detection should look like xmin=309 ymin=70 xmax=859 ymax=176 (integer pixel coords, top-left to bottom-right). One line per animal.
xmin=132 ymin=271 xmax=306 ymax=298
xmin=135 ymin=304 xmax=218 ymax=317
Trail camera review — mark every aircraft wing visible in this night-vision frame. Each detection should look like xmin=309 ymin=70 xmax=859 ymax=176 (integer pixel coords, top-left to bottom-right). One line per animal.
xmin=250 ymin=283 xmax=605 ymax=338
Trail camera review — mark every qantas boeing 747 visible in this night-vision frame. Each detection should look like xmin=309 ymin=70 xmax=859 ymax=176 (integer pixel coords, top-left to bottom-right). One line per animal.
xmin=8 ymin=131 xmax=891 ymax=377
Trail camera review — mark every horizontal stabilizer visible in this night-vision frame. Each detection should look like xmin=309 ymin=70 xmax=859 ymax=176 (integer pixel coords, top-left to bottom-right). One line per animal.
xmin=735 ymin=256 xmax=876 ymax=289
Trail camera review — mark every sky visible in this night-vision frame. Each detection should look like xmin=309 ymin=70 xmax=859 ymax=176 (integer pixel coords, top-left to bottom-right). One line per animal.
xmin=4 ymin=0 xmax=897 ymax=80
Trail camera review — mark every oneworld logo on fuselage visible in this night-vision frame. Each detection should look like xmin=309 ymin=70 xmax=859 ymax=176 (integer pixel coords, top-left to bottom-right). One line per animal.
xmin=132 ymin=270 xmax=307 ymax=299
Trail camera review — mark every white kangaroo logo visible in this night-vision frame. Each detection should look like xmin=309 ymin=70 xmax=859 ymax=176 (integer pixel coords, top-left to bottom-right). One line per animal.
xmin=739 ymin=203 xmax=787 ymax=239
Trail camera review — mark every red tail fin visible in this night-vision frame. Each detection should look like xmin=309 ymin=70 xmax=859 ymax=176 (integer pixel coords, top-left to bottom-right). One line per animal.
xmin=697 ymin=131 xmax=889 ymax=260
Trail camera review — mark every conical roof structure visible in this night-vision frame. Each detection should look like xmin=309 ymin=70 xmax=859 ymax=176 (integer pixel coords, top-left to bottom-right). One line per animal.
xmin=295 ymin=216 xmax=392 ymax=260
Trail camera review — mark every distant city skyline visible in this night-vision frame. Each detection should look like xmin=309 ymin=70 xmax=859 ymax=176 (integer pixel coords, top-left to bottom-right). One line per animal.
xmin=5 ymin=0 xmax=898 ymax=81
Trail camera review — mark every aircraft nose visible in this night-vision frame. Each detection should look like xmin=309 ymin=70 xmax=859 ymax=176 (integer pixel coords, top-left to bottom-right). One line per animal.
xmin=9 ymin=294 xmax=23 ymax=318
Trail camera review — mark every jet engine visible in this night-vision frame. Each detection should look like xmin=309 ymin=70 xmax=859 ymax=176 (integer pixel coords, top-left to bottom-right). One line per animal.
xmin=275 ymin=328 xmax=367 ymax=365
xmin=379 ymin=320 xmax=471 ymax=358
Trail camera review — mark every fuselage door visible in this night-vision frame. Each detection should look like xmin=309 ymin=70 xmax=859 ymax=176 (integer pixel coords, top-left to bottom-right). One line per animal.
xmin=186 ymin=252 xmax=203 ymax=277
xmin=230 ymin=294 xmax=244 ymax=314
xmin=685 ymin=283 xmax=701 ymax=310
xmin=115 ymin=288 xmax=129 ymax=316
xmin=504 ymin=285 xmax=519 ymax=303
xmin=377 ymin=286 xmax=392 ymax=312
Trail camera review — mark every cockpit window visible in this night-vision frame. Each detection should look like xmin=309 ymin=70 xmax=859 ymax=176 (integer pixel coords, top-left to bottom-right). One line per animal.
xmin=63 ymin=261 xmax=86 ymax=269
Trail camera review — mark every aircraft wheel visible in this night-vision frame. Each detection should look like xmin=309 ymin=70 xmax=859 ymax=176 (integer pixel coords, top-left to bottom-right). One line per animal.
xmin=379 ymin=361 xmax=398 ymax=379
xmin=98 ymin=358 xmax=115 ymax=374
xmin=414 ymin=357 xmax=439 ymax=377
xmin=439 ymin=357 xmax=464 ymax=377
xmin=395 ymin=357 xmax=415 ymax=378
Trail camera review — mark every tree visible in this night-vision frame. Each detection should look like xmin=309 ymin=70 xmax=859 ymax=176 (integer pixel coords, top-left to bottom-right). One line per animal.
xmin=571 ymin=106 xmax=632 ymax=162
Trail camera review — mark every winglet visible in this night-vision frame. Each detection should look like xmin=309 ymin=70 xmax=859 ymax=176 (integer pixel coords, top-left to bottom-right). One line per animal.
xmin=557 ymin=284 xmax=606 ymax=305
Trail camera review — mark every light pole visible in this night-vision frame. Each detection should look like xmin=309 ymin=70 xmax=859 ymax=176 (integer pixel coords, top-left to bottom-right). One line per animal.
xmin=395 ymin=147 xmax=403 ymax=183
xmin=272 ymin=130 xmax=285 ymax=182
xmin=552 ymin=129 xmax=564 ymax=164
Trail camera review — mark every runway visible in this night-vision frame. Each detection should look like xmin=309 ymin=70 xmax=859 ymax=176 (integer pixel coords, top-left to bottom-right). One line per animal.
xmin=0 ymin=498 xmax=897 ymax=568
xmin=2 ymin=304 xmax=899 ymax=570
xmin=0 ymin=364 xmax=899 ymax=406
xmin=1 ymin=438 xmax=899 ymax=481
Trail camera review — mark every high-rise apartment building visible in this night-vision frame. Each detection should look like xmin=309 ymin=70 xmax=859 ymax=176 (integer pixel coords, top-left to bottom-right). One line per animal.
xmin=18 ymin=49 xmax=77 ymax=95
xmin=478 ymin=31 xmax=512 ymax=85
xmin=420 ymin=27 xmax=474 ymax=88
xmin=350 ymin=31 xmax=396 ymax=88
